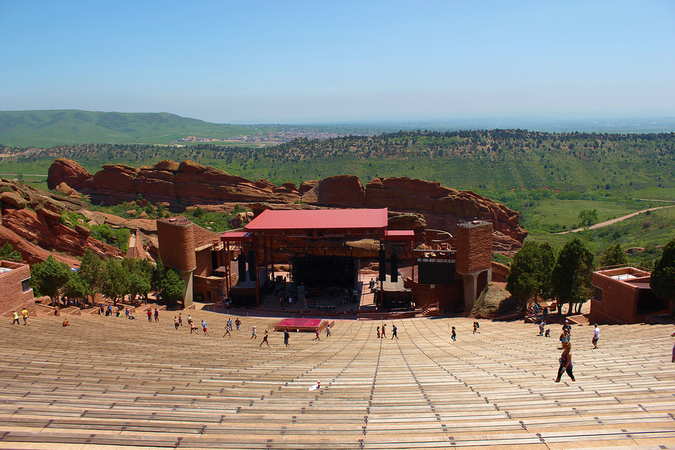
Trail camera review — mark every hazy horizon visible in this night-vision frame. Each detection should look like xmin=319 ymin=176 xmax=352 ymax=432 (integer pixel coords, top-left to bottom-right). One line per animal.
xmin=1 ymin=1 xmax=674 ymax=125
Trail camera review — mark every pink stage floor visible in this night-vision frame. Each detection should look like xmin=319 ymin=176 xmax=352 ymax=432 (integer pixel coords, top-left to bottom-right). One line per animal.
xmin=277 ymin=318 xmax=323 ymax=328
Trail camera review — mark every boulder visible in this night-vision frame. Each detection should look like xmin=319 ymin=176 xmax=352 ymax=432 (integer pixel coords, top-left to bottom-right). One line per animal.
xmin=47 ymin=158 xmax=93 ymax=190
xmin=301 ymin=175 xmax=366 ymax=207
xmin=55 ymin=182 xmax=74 ymax=196
xmin=0 ymin=191 xmax=27 ymax=209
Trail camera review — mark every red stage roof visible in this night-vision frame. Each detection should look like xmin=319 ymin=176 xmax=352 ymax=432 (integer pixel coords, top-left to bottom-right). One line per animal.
xmin=221 ymin=231 xmax=252 ymax=240
xmin=245 ymin=208 xmax=388 ymax=231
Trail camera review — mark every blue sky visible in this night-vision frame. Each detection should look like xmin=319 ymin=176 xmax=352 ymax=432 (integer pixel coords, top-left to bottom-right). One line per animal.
xmin=1 ymin=0 xmax=673 ymax=124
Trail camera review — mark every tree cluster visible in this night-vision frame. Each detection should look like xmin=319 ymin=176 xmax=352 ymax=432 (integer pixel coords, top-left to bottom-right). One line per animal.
xmin=507 ymin=237 xmax=594 ymax=314
xmin=29 ymin=250 xmax=185 ymax=308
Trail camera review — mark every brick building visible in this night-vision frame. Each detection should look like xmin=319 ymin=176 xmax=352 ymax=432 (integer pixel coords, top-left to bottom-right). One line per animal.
xmin=455 ymin=221 xmax=493 ymax=312
xmin=590 ymin=266 xmax=665 ymax=324
xmin=156 ymin=217 xmax=227 ymax=307
xmin=0 ymin=260 xmax=36 ymax=319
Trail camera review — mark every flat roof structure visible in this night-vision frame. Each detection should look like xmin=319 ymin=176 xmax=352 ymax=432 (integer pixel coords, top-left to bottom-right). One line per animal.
xmin=245 ymin=208 xmax=388 ymax=231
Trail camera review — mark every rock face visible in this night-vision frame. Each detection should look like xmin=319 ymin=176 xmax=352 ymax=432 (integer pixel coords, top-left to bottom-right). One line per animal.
xmin=48 ymin=159 xmax=301 ymax=207
xmin=301 ymin=175 xmax=526 ymax=243
xmin=0 ymin=178 xmax=124 ymax=266
xmin=47 ymin=159 xmax=527 ymax=250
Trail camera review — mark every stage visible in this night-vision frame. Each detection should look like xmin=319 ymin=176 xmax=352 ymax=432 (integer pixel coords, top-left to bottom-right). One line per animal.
xmin=274 ymin=318 xmax=324 ymax=332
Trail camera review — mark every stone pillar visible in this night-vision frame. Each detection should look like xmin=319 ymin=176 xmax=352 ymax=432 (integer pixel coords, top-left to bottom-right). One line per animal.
xmin=180 ymin=270 xmax=194 ymax=308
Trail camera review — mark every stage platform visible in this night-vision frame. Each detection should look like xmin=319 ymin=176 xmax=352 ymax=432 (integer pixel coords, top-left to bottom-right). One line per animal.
xmin=275 ymin=318 xmax=324 ymax=332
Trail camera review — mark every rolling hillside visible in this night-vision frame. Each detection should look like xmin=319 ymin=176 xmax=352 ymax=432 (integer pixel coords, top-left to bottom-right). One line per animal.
xmin=0 ymin=110 xmax=279 ymax=147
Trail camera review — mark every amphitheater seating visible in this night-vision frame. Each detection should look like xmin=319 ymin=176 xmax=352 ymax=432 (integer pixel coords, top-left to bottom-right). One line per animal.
xmin=0 ymin=313 xmax=674 ymax=449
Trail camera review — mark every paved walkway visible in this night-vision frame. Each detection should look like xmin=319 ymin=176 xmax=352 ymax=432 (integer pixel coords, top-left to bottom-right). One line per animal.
xmin=1 ymin=312 xmax=674 ymax=449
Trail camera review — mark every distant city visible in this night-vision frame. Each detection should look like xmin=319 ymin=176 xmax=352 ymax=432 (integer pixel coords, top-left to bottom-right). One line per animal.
xmin=172 ymin=130 xmax=351 ymax=145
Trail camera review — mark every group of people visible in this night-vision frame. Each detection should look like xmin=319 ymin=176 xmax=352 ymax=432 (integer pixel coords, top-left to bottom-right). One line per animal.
xmin=375 ymin=323 xmax=398 ymax=339
xmin=11 ymin=309 xmax=30 ymax=326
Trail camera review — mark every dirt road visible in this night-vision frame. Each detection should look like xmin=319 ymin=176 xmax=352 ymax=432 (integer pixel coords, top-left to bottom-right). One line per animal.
xmin=560 ymin=205 xmax=675 ymax=234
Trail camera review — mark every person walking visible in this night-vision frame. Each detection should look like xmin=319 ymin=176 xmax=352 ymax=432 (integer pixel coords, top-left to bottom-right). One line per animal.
xmin=592 ymin=323 xmax=600 ymax=349
xmin=154 ymin=308 xmax=159 ymax=322
xmin=235 ymin=318 xmax=241 ymax=330
xmin=12 ymin=310 xmax=20 ymax=325
xmin=21 ymin=308 xmax=29 ymax=326
xmin=174 ymin=316 xmax=179 ymax=330
xmin=671 ymin=332 xmax=675 ymax=363
xmin=381 ymin=324 xmax=386 ymax=339
xmin=560 ymin=329 xmax=570 ymax=349
xmin=326 ymin=324 xmax=331 ymax=338
xmin=376 ymin=326 xmax=380 ymax=338
xmin=251 ymin=326 xmax=257 ymax=339
xmin=391 ymin=324 xmax=398 ymax=339
xmin=555 ymin=341 xmax=575 ymax=382
xmin=223 ymin=322 xmax=232 ymax=337
xmin=451 ymin=326 xmax=457 ymax=341
xmin=473 ymin=321 xmax=480 ymax=334
xmin=260 ymin=330 xmax=270 ymax=347
xmin=201 ymin=320 xmax=209 ymax=336
xmin=146 ymin=309 xmax=152 ymax=322
xmin=187 ymin=315 xmax=193 ymax=327
xmin=190 ymin=320 xmax=197 ymax=335
xmin=314 ymin=328 xmax=321 ymax=341
xmin=284 ymin=329 xmax=290 ymax=347
xmin=178 ymin=313 xmax=183 ymax=327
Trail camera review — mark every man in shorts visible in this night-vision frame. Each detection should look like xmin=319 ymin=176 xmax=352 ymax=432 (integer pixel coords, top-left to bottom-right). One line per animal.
xmin=201 ymin=320 xmax=209 ymax=336
xmin=592 ymin=323 xmax=599 ymax=349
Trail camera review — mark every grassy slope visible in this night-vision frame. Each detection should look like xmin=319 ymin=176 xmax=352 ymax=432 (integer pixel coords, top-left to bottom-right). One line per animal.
xmin=0 ymin=110 xmax=275 ymax=147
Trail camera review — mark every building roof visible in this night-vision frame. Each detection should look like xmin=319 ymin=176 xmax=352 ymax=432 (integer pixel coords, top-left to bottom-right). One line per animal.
xmin=221 ymin=231 xmax=252 ymax=239
xmin=245 ymin=208 xmax=388 ymax=231
xmin=382 ymin=230 xmax=415 ymax=241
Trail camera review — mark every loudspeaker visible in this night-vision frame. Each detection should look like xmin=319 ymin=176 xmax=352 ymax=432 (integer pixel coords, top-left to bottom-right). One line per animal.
xmin=237 ymin=254 xmax=247 ymax=281
xmin=390 ymin=252 xmax=398 ymax=283
xmin=248 ymin=250 xmax=256 ymax=281
xmin=379 ymin=249 xmax=386 ymax=282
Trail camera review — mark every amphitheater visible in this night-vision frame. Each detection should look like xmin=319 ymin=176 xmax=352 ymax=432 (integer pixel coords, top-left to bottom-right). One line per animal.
xmin=1 ymin=312 xmax=674 ymax=449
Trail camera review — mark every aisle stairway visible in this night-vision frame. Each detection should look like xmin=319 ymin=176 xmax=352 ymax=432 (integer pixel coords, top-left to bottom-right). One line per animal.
xmin=0 ymin=313 xmax=674 ymax=449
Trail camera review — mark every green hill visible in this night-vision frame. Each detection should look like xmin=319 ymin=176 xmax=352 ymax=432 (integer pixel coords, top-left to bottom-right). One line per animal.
xmin=0 ymin=110 xmax=278 ymax=147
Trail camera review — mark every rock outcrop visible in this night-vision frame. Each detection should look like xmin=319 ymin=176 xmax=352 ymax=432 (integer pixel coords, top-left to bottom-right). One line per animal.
xmin=0 ymin=178 xmax=125 ymax=266
xmin=47 ymin=159 xmax=527 ymax=251
xmin=48 ymin=158 xmax=301 ymax=207
xmin=301 ymin=176 xmax=526 ymax=243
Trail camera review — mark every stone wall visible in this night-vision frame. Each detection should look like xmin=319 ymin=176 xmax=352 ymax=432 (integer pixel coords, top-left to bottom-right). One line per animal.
xmin=0 ymin=261 xmax=36 ymax=319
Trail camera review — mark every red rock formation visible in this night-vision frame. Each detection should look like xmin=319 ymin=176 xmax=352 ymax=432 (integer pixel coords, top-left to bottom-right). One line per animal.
xmin=1 ymin=207 xmax=124 ymax=263
xmin=47 ymin=158 xmax=93 ymax=190
xmin=301 ymin=175 xmax=526 ymax=243
xmin=49 ymin=159 xmax=302 ymax=207
xmin=47 ymin=159 xmax=526 ymax=249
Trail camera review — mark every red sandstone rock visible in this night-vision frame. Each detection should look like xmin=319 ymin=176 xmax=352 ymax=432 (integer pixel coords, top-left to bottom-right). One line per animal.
xmin=55 ymin=182 xmax=74 ymax=196
xmin=0 ymin=191 xmax=27 ymax=209
xmin=301 ymin=175 xmax=366 ymax=207
xmin=47 ymin=158 xmax=93 ymax=190
xmin=47 ymin=159 xmax=526 ymax=248
xmin=0 ymin=207 xmax=123 ymax=264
